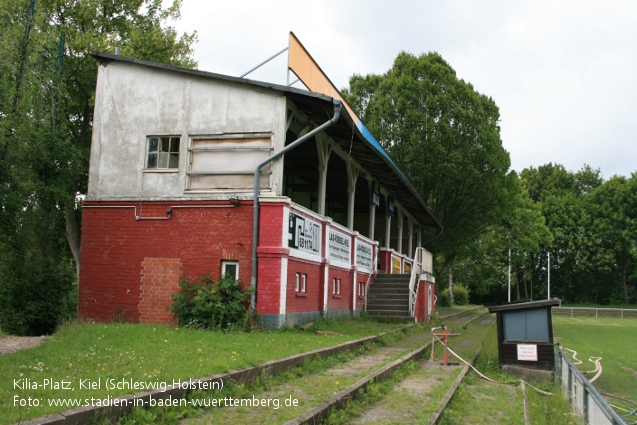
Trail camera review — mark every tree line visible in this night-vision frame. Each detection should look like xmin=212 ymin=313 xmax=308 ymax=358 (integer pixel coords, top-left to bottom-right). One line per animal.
xmin=0 ymin=0 xmax=196 ymax=335
xmin=345 ymin=52 xmax=636 ymax=306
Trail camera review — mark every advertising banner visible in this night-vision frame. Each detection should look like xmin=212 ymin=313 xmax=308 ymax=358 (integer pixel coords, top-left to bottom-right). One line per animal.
xmin=328 ymin=227 xmax=351 ymax=266
xmin=355 ymin=240 xmax=373 ymax=271
xmin=288 ymin=212 xmax=321 ymax=257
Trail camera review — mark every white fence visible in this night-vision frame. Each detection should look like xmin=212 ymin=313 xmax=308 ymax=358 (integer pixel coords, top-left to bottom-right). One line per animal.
xmin=553 ymin=307 xmax=637 ymax=319
xmin=556 ymin=346 xmax=626 ymax=424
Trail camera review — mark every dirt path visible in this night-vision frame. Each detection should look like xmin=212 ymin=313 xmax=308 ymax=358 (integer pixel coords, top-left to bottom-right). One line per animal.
xmin=345 ymin=315 xmax=495 ymax=424
xmin=0 ymin=336 xmax=49 ymax=355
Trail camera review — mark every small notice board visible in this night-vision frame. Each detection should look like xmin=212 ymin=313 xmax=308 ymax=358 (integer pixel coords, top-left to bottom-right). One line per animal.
xmin=517 ymin=344 xmax=538 ymax=361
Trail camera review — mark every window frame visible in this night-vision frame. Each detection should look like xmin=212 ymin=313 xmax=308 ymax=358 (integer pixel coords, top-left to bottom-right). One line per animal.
xmin=221 ymin=260 xmax=240 ymax=282
xmin=332 ymin=278 xmax=341 ymax=297
xmin=295 ymin=272 xmax=307 ymax=296
xmin=145 ymin=135 xmax=181 ymax=171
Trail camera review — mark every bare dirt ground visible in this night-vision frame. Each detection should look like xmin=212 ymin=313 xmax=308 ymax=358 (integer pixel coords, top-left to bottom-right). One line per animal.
xmin=0 ymin=336 xmax=49 ymax=355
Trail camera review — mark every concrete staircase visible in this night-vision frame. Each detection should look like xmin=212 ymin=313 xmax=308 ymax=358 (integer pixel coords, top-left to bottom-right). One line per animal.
xmin=366 ymin=273 xmax=412 ymax=321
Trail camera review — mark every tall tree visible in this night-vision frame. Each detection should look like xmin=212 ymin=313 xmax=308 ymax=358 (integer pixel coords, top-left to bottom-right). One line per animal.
xmin=582 ymin=175 xmax=637 ymax=302
xmin=519 ymin=164 xmax=612 ymax=303
xmin=344 ymin=52 xmax=514 ymax=277
xmin=0 ymin=0 xmax=196 ymax=334
xmin=454 ymin=173 xmax=551 ymax=303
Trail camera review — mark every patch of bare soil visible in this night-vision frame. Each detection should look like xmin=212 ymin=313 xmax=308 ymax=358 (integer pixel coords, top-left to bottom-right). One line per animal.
xmin=618 ymin=362 xmax=637 ymax=379
xmin=325 ymin=348 xmax=405 ymax=377
xmin=0 ymin=336 xmax=49 ymax=355
xmin=350 ymin=361 xmax=460 ymax=424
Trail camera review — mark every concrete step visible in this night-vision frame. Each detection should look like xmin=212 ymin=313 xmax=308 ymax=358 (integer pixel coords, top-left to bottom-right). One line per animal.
xmin=367 ymin=297 xmax=409 ymax=303
xmin=366 ymin=304 xmax=409 ymax=311
xmin=366 ymin=273 xmax=412 ymax=321
xmin=366 ymin=312 xmax=412 ymax=320
xmin=372 ymin=274 xmax=411 ymax=283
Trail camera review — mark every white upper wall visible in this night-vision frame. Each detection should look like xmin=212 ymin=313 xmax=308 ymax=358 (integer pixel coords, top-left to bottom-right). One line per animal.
xmin=87 ymin=60 xmax=287 ymax=200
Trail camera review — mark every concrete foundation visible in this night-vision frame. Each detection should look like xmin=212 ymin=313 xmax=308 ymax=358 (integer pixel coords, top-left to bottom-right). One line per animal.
xmin=502 ymin=365 xmax=554 ymax=382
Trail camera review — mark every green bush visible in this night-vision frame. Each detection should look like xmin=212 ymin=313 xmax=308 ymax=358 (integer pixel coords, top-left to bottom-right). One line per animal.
xmin=453 ymin=285 xmax=470 ymax=305
xmin=437 ymin=290 xmax=451 ymax=308
xmin=170 ymin=274 xmax=253 ymax=330
xmin=440 ymin=285 xmax=471 ymax=306
xmin=0 ymin=245 xmax=75 ymax=336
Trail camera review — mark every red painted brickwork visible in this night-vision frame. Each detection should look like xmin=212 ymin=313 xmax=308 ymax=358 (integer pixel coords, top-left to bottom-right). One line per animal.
xmin=416 ymin=281 xmax=426 ymax=322
xmin=259 ymin=202 xmax=286 ymax=246
xmin=139 ymin=258 xmax=183 ymax=324
xmin=415 ymin=279 xmax=435 ymax=322
xmin=79 ymin=201 xmax=253 ymax=323
xmin=355 ymin=273 xmax=371 ymax=311
xmin=286 ymin=258 xmax=322 ymax=313
xmin=379 ymin=250 xmax=391 ymax=273
xmin=256 ymin=248 xmax=284 ymax=315
xmin=256 ymin=201 xmax=289 ymax=315
xmin=327 ymin=267 xmax=352 ymax=312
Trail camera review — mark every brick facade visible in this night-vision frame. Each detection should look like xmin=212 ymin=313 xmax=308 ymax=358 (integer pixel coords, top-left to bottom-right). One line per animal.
xmin=139 ymin=258 xmax=183 ymax=324
xmin=80 ymin=199 xmax=377 ymax=327
xmin=415 ymin=279 xmax=435 ymax=322
xmin=79 ymin=201 xmax=253 ymax=323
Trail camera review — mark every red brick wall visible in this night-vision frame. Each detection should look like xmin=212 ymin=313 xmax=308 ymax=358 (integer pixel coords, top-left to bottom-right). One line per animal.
xmin=355 ymin=273 xmax=371 ymax=311
xmin=415 ymin=279 xmax=435 ymax=322
xmin=379 ymin=250 xmax=391 ymax=273
xmin=286 ymin=258 xmax=322 ymax=313
xmin=139 ymin=258 xmax=183 ymax=324
xmin=255 ymin=201 xmax=288 ymax=315
xmin=79 ymin=201 xmax=253 ymax=322
xmin=327 ymin=267 xmax=352 ymax=312
xmin=416 ymin=280 xmax=426 ymax=322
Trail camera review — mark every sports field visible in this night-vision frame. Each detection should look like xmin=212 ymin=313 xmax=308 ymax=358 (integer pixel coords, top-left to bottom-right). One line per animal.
xmin=553 ymin=316 xmax=637 ymax=406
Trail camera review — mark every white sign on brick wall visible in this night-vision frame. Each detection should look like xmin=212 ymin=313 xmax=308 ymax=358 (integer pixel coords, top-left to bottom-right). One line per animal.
xmin=328 ymin=227 xmax=351 ymax=266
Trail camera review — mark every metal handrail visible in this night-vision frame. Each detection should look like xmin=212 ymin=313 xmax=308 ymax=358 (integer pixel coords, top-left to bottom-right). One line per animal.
xmin=363 ymin=249 xmax=379 ymax=313
xmin=409 ymin=247 xmax=426 ymax=319
xmin=556 ymin=346 xmax=626 ymax=424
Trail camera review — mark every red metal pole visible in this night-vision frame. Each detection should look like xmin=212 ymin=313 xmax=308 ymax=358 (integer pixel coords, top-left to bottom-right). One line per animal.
xmin=443 ymin=326 xmax=449 ymax=366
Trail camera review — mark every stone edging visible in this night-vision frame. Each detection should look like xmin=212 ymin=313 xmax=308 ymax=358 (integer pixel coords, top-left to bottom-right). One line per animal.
xmin=428 ymin=347 xmax=481 ymax=424
xmin=282 ymin=307 xmax=488 ymax=425
xmin=283 ymin=341 xmax=433 ymax=425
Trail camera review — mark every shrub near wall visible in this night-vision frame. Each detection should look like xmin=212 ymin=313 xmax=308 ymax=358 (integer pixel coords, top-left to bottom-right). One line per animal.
xmin=439 ymin=285 xmax=471 ymax=307
xmin=171 ymin=274 xmax=253 ymax=330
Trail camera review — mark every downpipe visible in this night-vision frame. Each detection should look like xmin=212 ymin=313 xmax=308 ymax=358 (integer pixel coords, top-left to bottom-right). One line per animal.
xmin=250 ymin=99 xmax=343 ymax=311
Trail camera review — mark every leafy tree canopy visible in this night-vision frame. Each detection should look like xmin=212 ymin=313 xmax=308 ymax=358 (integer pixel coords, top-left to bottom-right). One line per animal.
xmin=344 ymin=51 xmax=514 ymax=274
xmin=0 ymin=0 xmax=196 ymax=335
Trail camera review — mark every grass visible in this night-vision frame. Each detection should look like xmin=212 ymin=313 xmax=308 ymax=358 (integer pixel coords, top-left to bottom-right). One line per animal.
xmin=437 ymin=304 xmax=481 ymax=312
xmin=318 ymin=313 xmax=496 ymax=424
xmin=110 ymin=324 xmax=425 ymax=425
xmin=559 ymin=303 xmax=637 ymax=309
xmin=119 ymin=340 xmax=382 ymax=425
xmin=0 ymin=316 xmax=405 ymax=424
xmin=440 ymin=321 xmax=578 ymax=425
xmin=553 ymin=316 xmax=637 ymax=403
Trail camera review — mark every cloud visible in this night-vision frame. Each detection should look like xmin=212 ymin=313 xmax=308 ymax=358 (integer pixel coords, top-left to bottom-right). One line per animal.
xmin=169 ymin=0 xmax=637 ymax=177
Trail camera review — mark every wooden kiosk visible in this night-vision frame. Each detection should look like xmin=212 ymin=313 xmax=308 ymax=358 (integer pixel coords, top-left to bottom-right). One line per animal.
xmin=488 ymin=299 xmax=561 ymax=381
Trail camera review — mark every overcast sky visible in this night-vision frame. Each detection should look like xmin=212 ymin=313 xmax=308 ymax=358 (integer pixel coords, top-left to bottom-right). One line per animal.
xmin=170 ymin=0 xmax=636 ymax=179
